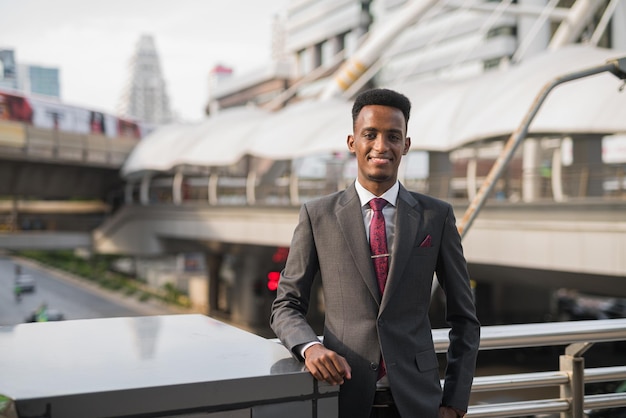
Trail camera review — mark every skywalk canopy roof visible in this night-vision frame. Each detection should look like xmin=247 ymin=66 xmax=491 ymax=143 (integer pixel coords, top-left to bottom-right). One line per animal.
xmin=122 ymin=45 xmax=626 ymax=179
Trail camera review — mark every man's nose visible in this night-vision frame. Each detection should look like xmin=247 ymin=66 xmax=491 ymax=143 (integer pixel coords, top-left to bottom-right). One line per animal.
xmin=373 ymin=136 xmax=388 ymax=151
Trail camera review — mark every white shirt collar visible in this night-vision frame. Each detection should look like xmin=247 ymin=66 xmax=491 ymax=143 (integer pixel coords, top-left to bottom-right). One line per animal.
xmin=355 ymin=179 xmax=399 ymax=207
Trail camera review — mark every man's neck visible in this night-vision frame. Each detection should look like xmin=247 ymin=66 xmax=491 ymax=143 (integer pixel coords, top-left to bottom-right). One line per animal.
xmin=355 ymin=179 xmax=400 ymax=206
xmin=357 ymin=179 xmax=397 ymax=197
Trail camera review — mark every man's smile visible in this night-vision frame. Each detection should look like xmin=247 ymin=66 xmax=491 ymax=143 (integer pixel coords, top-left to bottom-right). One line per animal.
xmin=369 ymin=156 xmax=391 ymax=164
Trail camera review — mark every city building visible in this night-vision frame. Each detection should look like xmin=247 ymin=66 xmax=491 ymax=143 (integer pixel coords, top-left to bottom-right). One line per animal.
xmin=204 ymin=9 xmax=293 ymax=113
xmin=118 ymin=35 xmax=172 ymax=125
xmin=0 ymin=49 xmax=61 ymax=98
xmin=207 ymin=0 xmax=626 ymax=111
xmin=0 ymin=49 xmax=17 ymax=90
xmin=17 ymin=63 xmax=61 ymax=98
xmin=206 ymin=0 xmax=371 ymax=112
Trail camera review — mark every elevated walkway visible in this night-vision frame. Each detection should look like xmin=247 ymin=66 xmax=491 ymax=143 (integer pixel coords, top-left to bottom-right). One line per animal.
xmin=0 ymin=120 xmax=134 ymax=199
xmin=93 ymin=200 xmax=626 ymax=297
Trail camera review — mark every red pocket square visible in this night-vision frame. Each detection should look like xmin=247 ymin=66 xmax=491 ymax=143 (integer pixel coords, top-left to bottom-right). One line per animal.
xmin=419 ymin=235 xmax=432 ymax=247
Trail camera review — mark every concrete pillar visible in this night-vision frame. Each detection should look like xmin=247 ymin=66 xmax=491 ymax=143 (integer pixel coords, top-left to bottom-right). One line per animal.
xmin=466 ymin=158 xmax=478 ymax=201
xmin=204 ymin=253 xmax=223 ymax=315
xmin=232 ymin=252 xmax=259 ymax=328
xmin=551 ymin=145 xmax=564 ymax=202
xmin=124 ymin=182 xmax=134 ymax=204
xmin=428 ymin=151 xmax=451 ymax=198
xmin=140 ymin=173 xmax=151 ymax=206
xmin=565 ymin=135 xmax=604 ymax=197
xmin=188 ymin=275 xmax=208 ymax=312
xmin=229 ymin=247 xmax=274 ymax=331
xmin=173 ymin=172 xmax=183 ymax=205
xmin=522 ymin=138 xmax=542 ymax=202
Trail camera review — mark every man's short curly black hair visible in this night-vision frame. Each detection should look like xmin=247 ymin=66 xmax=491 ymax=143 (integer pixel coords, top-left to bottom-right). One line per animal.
xmin=351 ymin=88 xmax=411 ymax=129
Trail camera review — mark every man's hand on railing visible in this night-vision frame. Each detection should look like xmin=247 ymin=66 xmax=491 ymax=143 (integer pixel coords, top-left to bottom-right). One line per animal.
xmin=304 ymin=343 xmax=352 ymax=386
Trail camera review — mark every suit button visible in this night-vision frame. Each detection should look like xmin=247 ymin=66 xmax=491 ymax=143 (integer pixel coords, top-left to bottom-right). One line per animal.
xmin=370 ymin=362 xmax=378 ymax=371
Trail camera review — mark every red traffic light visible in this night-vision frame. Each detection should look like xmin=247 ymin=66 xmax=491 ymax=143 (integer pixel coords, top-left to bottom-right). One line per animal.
xmin=267 ymin=271 xmax=280 ymax=291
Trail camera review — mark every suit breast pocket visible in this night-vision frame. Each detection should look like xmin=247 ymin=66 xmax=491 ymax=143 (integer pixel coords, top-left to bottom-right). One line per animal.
xmin=412 ymin=246 xmax=436 ymax=256
xmin=408 ymin=247 xmax=437 ymax=277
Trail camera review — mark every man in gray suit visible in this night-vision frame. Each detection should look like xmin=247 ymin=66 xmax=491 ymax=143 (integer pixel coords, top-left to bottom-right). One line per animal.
xmin=271 ymin=88 xmax=480 ymax=418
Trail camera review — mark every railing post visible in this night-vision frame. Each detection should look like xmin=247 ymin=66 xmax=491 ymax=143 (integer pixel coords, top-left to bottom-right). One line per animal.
xmin=246 ymin=170 xmax=257 ymax=205
xmin=560 ymin=342 xmax=592 ymax=418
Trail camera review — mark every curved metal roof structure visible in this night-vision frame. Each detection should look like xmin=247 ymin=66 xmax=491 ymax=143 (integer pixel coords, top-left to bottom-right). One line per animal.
xmin=398 ymin=45 xmax=626 ymax=151
xmin=121 ymin=45 xmax=626 ymax=179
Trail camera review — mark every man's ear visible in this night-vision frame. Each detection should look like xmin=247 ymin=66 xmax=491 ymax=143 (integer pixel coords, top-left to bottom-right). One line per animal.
xmin=347 ymin=134 xmax=355 ymax=153
xmin=403 ymin=136 xmax=411 ymax=155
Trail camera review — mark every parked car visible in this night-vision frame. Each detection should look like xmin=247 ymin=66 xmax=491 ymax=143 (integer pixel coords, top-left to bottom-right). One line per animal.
xmin=555 ymin=289 xmax=626 ymax=321
xmin=15 ymin=274 xmax=36 ymax=293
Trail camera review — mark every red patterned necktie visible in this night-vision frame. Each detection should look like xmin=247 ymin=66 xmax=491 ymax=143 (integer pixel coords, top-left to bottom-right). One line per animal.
xmin=369 ymin=198 xmax=389 ymax=294
xmin=369 ymin=197 xmax=389 ymax=379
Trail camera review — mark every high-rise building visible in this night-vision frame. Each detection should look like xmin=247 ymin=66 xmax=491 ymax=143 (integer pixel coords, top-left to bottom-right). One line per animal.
xmin=17 ymin=64 xmax=61 ymax=98
xmin=118 ymin=35 xmax=172 ymax=125
xmin=209 ymin=0 xmax=626 ymax=109
xmin=0 ymin=49 xmax=18 ymax=90
xmin=1 ymin=48 xmax=61 ymax=98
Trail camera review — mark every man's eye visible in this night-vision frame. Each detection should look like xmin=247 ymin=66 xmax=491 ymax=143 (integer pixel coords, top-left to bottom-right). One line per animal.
xmin=364 ymin=132 xmax=376 ymax=139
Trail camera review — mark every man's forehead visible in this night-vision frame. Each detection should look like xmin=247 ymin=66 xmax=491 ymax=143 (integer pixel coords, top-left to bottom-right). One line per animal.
xmin=356 ymin=105 xmax=407 ymax=130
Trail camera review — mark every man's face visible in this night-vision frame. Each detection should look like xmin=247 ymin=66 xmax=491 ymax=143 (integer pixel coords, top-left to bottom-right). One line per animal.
xmin=347 ymin=104 xmax=411 ymax=195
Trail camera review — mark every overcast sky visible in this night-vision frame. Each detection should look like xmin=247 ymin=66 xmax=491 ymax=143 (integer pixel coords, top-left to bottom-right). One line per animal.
xmin=0 ymin=0 xmax=288 ymax=121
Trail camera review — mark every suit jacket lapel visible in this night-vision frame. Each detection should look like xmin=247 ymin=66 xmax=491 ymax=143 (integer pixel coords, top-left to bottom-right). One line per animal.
xmin=337 ymin=184 xmax=381 ymax=303
xmin=381 ymin=185 xmax=421 ymax=310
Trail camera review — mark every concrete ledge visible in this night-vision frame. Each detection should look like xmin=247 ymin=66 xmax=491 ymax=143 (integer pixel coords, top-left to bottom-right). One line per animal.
xmin=0 ymin=314 xmax=338 ymax=418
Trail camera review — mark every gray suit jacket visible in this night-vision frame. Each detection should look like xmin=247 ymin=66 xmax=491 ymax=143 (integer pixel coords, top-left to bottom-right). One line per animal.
xmin=271 ymin=183 xmax=480 ymax=418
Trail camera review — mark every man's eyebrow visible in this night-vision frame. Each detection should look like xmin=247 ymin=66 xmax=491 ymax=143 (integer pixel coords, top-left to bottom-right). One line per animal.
xmin=360 ymin=127 xmax=404 ymax=135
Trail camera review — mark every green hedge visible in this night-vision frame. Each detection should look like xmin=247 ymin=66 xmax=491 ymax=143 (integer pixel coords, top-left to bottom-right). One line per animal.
xmin=15 ymin=250 xmax=191 ymax=308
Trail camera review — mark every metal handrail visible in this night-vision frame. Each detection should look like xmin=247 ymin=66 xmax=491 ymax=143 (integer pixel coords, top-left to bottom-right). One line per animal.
xmin=468 ymin=399 xmax=569 ymax=418
xmin=585 ymin=393 xmax=626 ymax=410
xmin=586 ymin=366 xmax=626 ymax=383
xmin=432 ymin=318 xmax=626 ymax=352
xmin=445 ymin=319 xmax=626 ymax=418
xmin=469 ymin=366 xmax=626 ymax=391
xmin=124 ymin=161 xmax=626 ymax=207
xmin=270 ymin=319 xmax=626 ymax=417
xmin=470 ymin=370 xmax=569 ymax=392
xmin=468 ymin=392 xmax=626 ymax=418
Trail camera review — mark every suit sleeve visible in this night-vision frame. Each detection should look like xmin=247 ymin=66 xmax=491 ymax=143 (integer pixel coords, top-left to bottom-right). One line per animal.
xmin=270 ymin=203 xmax=321 ymax=361
xmin=436 ymin=204 xmax=481 ymax=411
